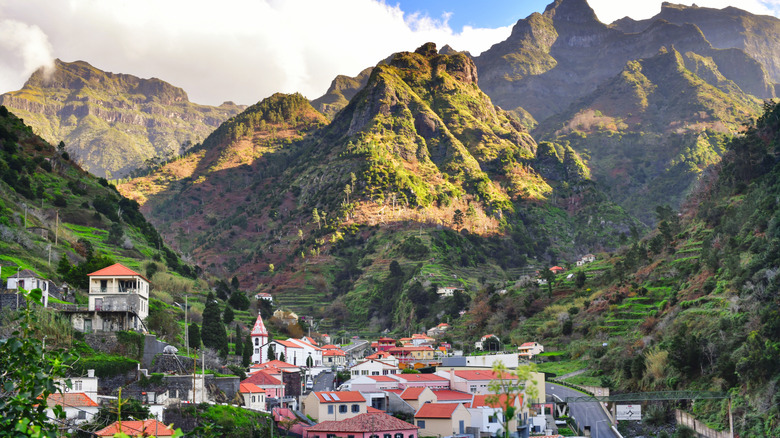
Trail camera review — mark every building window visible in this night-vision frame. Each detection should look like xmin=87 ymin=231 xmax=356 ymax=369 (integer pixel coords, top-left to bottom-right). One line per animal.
xmin=395 ymin=434 xmax=404 ymax=438
xmin=384 ymin=434 xmax=391 ymax=438
xmin=74 ymin=381 xmax=82 ymax=391
xmin=416 ymin=421 xmax=425 ymax=428
xmin=339 ymin=404 xmax=347 ymax=413
xmin=78 ymin=411 xmax=86 ymax=419
xmin=328 ymin=405 xmax=334 ymax=414
xmin=348 ymin=435 xmax=355 ymax=438
xmin=371 ymin=371 xmax=379 ymax=376
xmin=361 ymin=370 xmax=368 ymax=376
xmin=255 ymin=338 xmax=259 ymax=346
xmin=470 ymin=386 xmax=477 ymax=393
xmin=488 ymin=414 xmax=497 ymax=423
xmin=351 ymin=404 xmax=359 ymax=413
xmin=327 ymin=434 xmax=337 ymax=438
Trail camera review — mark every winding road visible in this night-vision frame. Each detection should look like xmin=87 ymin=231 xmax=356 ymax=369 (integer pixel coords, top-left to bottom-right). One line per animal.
xmin=546 ymin=382 xmax=618 ymax=438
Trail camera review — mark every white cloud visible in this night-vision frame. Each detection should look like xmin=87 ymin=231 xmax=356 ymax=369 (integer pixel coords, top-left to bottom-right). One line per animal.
xmin=0 ymin=19 xmax=54 ymax=92
xmin=0 ymin=0 xmax=510 ymax=106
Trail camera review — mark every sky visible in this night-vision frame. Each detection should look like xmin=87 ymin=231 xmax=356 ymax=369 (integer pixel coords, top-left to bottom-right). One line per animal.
xmin=0 ymin=0 xmax=778 ymax=106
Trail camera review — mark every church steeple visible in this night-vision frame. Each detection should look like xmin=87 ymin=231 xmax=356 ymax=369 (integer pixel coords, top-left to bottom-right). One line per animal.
xmin=250 ymin=312 xmax=269 ymax=363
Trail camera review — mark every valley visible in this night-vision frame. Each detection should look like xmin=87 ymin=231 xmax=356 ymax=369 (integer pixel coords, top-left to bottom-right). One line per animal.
xmin=0 ymin=0 xmax=779 ymax=437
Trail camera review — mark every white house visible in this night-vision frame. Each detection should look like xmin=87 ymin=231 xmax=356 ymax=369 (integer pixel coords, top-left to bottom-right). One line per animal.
xmin=518 ymin=342 xmax=544 ymax=359
xmin=5 ymin=269 xmax=51 ymax=307
xmin=56 ymin=369 xmax=99 ymax=404
xmin=576 ymin=254 xmax=596 ymax=266
xmin=350 ymin=358 xmax=400 ymax=377
xmin=239 ymin=382 xmax=267 ymax=411
xmin=46 ymin=393 xmax=99 ymax=425
xmin=66 ymin=264 xmax=150 ymax=332
xmin=255 ymin=292 xmax=273 ymax=303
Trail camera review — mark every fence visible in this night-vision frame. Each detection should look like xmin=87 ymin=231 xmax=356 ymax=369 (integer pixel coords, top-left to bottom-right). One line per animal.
xmin=675 ymin=410 xmax=730 ymax=438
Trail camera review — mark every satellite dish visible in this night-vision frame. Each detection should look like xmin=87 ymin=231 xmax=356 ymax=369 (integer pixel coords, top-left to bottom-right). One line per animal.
xmin=163 ymin=345 xmax=178 ymax=355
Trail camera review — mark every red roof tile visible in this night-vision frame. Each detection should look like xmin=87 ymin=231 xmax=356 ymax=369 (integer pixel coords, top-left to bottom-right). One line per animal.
xmin=395 ymin=374 xmax=448 ymax=382
xmin=46 ymin=393 xmax=98 ymax=407
xmin=305 ymin=412 xmax=416 ymax=432
xmin=95 ymin=420 xmax=174 ymax=436
xmin=88 ymin=263 xmax=147 ymax=281
xmin=400 ymin=387 xmax=425 ymax=400
xmin=314 ymin=391 xmax=366 ymax=403
xmin=415 ymin=403 xmax=461 ymax=419
xmin=243 ymin=371 xmax=282 ymax=386
xmin=431 ymin=390 xmax=472 ymax=401
xmin=239 ymin=383 xmax=265 ymax=393
xmin=323 ymin=350 xmax=345 ymax=356
xmin=467 ymin=394 xmax=522 ymax=408
xmin=453 ymin=370 xmax=512 ymax=381
xmin=367 ymin=376 xmax=396 ymax=382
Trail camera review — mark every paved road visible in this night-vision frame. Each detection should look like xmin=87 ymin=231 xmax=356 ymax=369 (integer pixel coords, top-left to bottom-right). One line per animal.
xmin=546 ymin=382 xmax=617 ymax=438
xmin=313 ymin=370 xmax=336 ymax=392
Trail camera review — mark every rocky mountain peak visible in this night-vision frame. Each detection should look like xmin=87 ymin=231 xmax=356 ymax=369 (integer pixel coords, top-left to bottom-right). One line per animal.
xmin=543 ymin=0 xmax=601 ymax=25
xmin=390 ymin=43 xmax=478 ymax=86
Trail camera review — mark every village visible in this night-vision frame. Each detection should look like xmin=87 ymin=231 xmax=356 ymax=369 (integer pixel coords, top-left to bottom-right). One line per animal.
xmin=0 ymin=260 xmax=603 ymax=438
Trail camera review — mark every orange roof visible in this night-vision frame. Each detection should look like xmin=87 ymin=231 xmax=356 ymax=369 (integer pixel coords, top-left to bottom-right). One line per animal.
xmin=314 ymin=391 xmax=366 ymax=403
xmin=321 ymin=344 xmax=340 ymax=350
xmin=305 ymin=412 xmax=417 ymax=432
xmin=394 ymin=374 xmax=448 ymax=382
xmin=378 ymin=337 xmax=396 ymax=342
xmin=323 ymin=350 xmax=345 ymax=356
xmin=47 ymin=393 xmax=98 ymax=407
xmin=519 ymin=342 xmax=537 ymax=348
xmin=276 ymin=340 xmax=304 ymax=349
xmin=243 ymin=371 xmax=282 ymax=386
xmin=400 ymin=387 xmax=425 ymax=400
xmin=95 ymin=420 xmax=175 ymax=436
xmin=239 ymin=383 xmax=265 ymax=393
xmin=453 ymin=370 xmax=512 ymax=381
xmin=367 ymin=406 xmax=384 ymax=413
xmin=415 ymin=402 xmax=461 ymax=419
xmin=88 ymin=263 xmax=148 ymax=281
xmin=367 ymin=376 xmax=397 ymax=382
xmin=260 ymin=359 xmax=299 ymax=368
xmin=366 ymin=351 xmax=394 ymax=360
xmin=431 ymin=389 xmax=472 ymax=401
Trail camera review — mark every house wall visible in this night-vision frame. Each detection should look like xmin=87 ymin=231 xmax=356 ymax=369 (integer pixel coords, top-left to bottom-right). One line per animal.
xmin=417 ymin=408 xmax=471 ymax=438
xmin=242 ymin=392 xmax=266 ymax=411
xmin=465 ymin=353 xmax=518 ymax=368
xmin=302 ymin=393 xmax=367 ymax=422
xmin=304 ymin=427 xmax=418 ymax=438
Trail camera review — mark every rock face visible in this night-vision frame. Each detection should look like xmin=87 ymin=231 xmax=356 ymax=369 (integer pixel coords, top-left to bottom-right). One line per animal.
xmin=473 ymin=0 xmax=775 ymax=122
xmin=0 ymin=59 xmax=244 ymax=178
xmin=613 ymin=2 xmax=780 ymax=83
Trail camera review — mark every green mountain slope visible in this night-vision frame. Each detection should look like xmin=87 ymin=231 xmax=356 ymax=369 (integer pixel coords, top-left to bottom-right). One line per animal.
xmin=613 ymin=2 xmax=780 ymax=86
xmin=0 ymin=60 xmax=244 ymax=179
xmin=535 ymin=47 xmax=760 ymax=224
xmin=463 ymin=101 xmax=780 ymax=437
xmin=120 ymin=44 xmax=642 ymax=332
xmin=474 ymin=0 xmax=774 ymax=123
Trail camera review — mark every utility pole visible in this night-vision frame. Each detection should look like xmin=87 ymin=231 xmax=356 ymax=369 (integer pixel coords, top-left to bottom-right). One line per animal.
xmin=55 ymin=210 xmax=59 ymax=246
xmin=185 ymin=294 xmax=189 ymax=357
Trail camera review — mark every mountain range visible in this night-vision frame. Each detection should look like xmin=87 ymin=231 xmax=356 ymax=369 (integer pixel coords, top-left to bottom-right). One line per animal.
xmin=0 ymin=59 xmax=244 ymax=179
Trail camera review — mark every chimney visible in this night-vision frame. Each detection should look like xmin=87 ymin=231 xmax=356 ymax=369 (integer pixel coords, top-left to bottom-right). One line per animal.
xmin=88 ymin=369 xmax=95 ymax=378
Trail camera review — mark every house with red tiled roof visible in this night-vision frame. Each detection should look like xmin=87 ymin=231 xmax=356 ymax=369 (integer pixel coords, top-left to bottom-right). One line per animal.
xmin=375 ymin=336 xmax=396 ymax=352
xmin=350 ymin=358 xmax=400 ymax=378
xmin=45 ymin=392 xmax=99 ymax=425
xmin=549 ymin=266 xmax=565 ymax=274
xmin=63 ymin=263 xmax=150 ymax=333
xmin=466 ymin=394 xmax=526 ymax=436
xmin=389 ymin=373 xmax=450 ymax=390
xmin=364 ymin=351 xmax=399 ymax=366
xmin=239 ymin=382 xmax=267 ymax=411
xmin=302 ymin=412 xmax=418 ymax=438
xmin=399 ymin=386 xmax=436 ymax=411
xmin=323 ymin=348 xmax=346 ymax=368
xmin=342 ymin=375 xmax=399 ymax=392
xmin=518 ymin=341 xmax=544 ymax=358
xmin=243 ymin=370 xmax=285 ymax=398
xmin=387 ymin=346 xmax=435 ymax=365
xmin=95 ymin=419 xmax=175 ymax=436
xmin=414 ymin=402 xmax=471 ymax=437
xmin=426 ymin=323 xmax=450 ymax=337
xmin=430 ymin=389 xmax=473 ymax=404
xmin=435 ymin=369 xmax=516 ymax=395
xmin=301 ymin=391 xmax=368 ymax=422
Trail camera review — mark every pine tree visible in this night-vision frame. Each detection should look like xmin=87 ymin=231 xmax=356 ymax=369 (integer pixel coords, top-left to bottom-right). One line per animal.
xmin=223 ymin=305 xmax=234 ymax=324
xmin=201 ymin=292 xmax=227 ymax=351
xmin=234 ymin=324 xmax=243 ymax=356
xmin=243 ymin=334 xmax=252 ymax=367
xmin=188 ymin=323 xmax=201 ymax=350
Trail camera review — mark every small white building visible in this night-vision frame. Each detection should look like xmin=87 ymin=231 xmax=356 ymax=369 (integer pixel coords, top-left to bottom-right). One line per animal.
xmin=56 ymin=369 xmax=99 ymax=404
xmin=518 ymin=342 xmax=544 ymax=359
xmin=5 ymin=269 xmax=52 ymax=307
xmin=255 ymin=293 xmax=273 ymax=303
xmin=46 ymin=393 xmax=99 ymax=425
xmin=350 ymin=358 xmax=400 ymax=377
xmin=239 ymin=382 xmax=267 ymax=411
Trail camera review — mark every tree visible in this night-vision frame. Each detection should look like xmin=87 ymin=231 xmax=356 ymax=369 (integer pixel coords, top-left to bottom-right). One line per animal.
xmin=228 ymin=291 xmax=250 ymax=310
xmin=486 ymin=362 xmax=539 ymax=438
xmin=0 ymin=288 xmax=75 ymax=437
xmin=188 ymin=323 xmax=201 ymax=350
xmin=223 ymin=305 xmax=234 ymax=325
xmin=541 ymin=268 xmax=555 ymax=296
xmin=453 ymin=209 xmax=464 ymax=229
xmin=201 ymin=292 xmax=227 ymax=351
xmin=234 ymin=324 xmax=243 ymax=356
xmin=278 ymin=351 xmax=286 ymax=363
xmin=231 ymin=276 xmax=240 ymax=289
xmin=575 ymin=270 xmax=587 ymax=288
xmin=312 ymin=208 xmax=321 ymax=230
xmin=268 ymin=343 xmax=277 ymax=361
xmin=243 ymin=334 xmax=252 ymax=367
